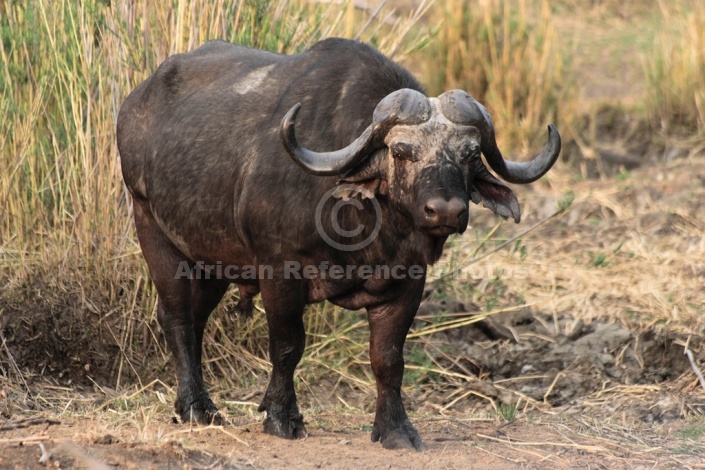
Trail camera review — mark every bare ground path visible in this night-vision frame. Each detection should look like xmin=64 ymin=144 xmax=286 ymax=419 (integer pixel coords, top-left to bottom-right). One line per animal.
xmin=1 ymin=410 xmax=704 ymax=469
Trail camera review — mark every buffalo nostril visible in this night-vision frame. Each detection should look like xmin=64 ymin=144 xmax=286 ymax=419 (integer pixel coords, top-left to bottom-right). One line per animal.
xmin=447 ymin=198 xmax=468 ymax=221
xmin=423 ymin=197 xmax=467 ymax=229
xmin=424 ymin=198 xmax=445 ymax=222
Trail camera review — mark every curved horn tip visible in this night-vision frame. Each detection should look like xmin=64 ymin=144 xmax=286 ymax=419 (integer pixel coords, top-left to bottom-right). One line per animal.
xmin=546 ymin=123 xmax=562 ymax=150
xmin=280 ymin=103 xmax=304 ymax=157
xmin=547 ymin=123 xmax=560 ymax=139
xmin=282 ymin=102 xmax=302 ymax=125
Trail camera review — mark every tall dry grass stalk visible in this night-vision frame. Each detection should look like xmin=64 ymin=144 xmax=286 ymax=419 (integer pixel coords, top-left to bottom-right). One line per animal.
xmin=646 ymin=0 xmax=705 ymax=142
xmin=0 ymin=0 xmax=430 ymax=390
xmin=422 ymin=0 xmax=575 ymax=153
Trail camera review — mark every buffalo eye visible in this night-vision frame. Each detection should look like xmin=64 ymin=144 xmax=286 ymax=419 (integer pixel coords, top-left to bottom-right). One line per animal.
xmin=390 ymin=143 xmax=417 ymax=162
xmin=461 ymin=141 xmax=481 ymax=162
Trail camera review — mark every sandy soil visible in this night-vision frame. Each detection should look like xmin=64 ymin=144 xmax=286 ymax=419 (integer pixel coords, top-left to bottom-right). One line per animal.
xmin=1 ymin=411 xmax=703 ymax=469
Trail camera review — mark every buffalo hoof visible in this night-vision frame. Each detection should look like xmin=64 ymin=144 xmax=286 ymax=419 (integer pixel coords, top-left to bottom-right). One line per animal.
xmin=372 ymin=420 xmax=426 ymax=451
xmin=259 ymin=404 xmax=307 ymax=439
xmin=176 ymin=398 xmax=223 ymax=426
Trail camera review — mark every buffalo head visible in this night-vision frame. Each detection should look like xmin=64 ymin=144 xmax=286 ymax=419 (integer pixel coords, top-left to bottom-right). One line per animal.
xmin=281 ymin=88 xmax=561 ymax=252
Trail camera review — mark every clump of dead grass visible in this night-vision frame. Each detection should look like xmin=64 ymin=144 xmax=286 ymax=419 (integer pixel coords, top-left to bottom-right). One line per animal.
xmin=421 ymin=0 xmax=577 ymax=153
xmin=646 ymin=0 xmax=705 ymax=144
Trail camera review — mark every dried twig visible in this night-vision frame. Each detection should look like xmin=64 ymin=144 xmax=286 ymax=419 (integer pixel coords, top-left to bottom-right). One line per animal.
xmin=407 ymin=304 xmax=532 ymax=339
xmin=474 ymin=444 xmax=527 ymax=463
xmin=685 ymin=348 xmax=705 ymax=392
xmin=543 ymin=373 xmax=564 ymax=404
xmin=0 ymin=333 xmax=29 ymax=392
xmin=477 ymin=433 xmax=608 ymax=453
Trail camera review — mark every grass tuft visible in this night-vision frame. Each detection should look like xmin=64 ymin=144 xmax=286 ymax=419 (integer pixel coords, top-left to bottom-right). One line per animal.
xmin=645 ymin=0 xmax=705 ymax=143
xmin=421 ymin=0 xmax=577 ymax=153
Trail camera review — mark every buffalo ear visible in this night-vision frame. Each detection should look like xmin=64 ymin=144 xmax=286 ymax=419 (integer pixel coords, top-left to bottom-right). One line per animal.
xmin=470 ymin=170 xmax=521 ymax=223
xmin=335 ymin=150 xmax=388 ymax=199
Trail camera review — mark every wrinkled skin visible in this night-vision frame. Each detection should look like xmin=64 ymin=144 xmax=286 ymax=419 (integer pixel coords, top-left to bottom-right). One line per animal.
xmin=117 ymin=38 xmax=560 ymax=451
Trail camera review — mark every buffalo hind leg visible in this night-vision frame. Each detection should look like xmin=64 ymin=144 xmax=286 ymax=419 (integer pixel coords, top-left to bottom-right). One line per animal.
xmin=192 ymin=278 xmax=230 ymax=382
xmin=367 ymin=278 xmax=427 ymax=451
xmin=257 ymin=279 xmax=307 ymax=439
xmin=132 ymin=198 xmax=222 ymax=425
xmin=186 ymin=277 xmax=230 ymax=424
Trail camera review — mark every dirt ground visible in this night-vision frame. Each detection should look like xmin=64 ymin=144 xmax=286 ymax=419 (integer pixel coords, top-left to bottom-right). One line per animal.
xmin=1 ymin=409 xmax=704 ymax=469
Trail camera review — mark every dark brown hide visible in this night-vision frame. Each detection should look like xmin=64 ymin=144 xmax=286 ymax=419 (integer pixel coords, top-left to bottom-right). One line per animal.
xmin=117 ymin=38 xmax=560 ymax=452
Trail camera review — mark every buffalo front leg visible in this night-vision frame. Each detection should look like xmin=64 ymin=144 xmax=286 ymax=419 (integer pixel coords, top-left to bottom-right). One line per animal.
xmin=257 ymin=279 xmax=307 ymax=439
xmin=367 ymin=278 xmax=426 ymax=451
xmin=132 ymin=198 xmax=222 ymax=425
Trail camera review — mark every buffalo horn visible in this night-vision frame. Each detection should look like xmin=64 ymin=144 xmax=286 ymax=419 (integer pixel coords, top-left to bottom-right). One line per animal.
xmin=439 ymin=90 xmax=561 ymax=184
xmin=280 ymin=89 xmax=431 ymax=176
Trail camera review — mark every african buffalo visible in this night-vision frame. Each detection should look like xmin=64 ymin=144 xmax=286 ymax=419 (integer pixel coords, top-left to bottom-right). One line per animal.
xmin=117 ymin=38 xmax=560 ymax=450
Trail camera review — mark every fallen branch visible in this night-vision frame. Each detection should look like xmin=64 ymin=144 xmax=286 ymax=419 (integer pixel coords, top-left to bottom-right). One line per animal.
xmin=38 ymin=443 xmax=50 ymax=464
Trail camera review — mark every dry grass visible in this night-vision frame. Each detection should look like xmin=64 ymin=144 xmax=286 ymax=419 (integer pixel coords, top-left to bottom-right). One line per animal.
xmin=420 ymin=0 xmax=577 ymax=153
xmin=646 ymin=0 xmax=705 ymax=143
xmin=433 ymin=157 xmax=705 ymax=341
xmin=521 ymin=162 xmax=704 ymax=335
